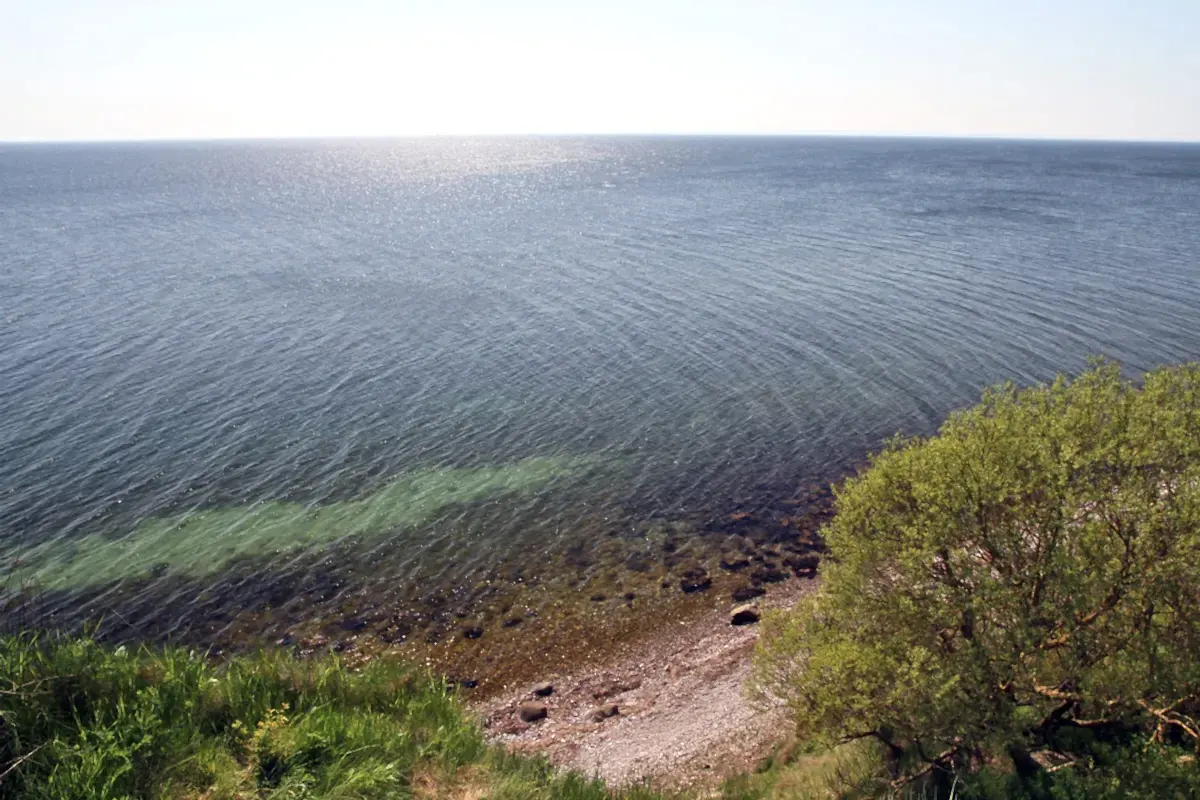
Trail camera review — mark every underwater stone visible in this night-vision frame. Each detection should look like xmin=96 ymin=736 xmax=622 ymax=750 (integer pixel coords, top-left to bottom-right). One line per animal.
xmin=750 ymin=566 xmax=787 ymax=585
xmin=679 ymin=566 xmax=711 ymax=593
xmin=731 ymin=585 xmax=765 ymax=602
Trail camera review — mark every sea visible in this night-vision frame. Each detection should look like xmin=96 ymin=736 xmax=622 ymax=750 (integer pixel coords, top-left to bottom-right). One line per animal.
xmin=2 ymin=137 xmax=1199 ymax=648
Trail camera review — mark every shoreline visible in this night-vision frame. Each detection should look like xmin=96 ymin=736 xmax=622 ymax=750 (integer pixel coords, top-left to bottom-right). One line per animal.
xmin=3 ymin=479 xmax=839 ymax=698
xmin=359 ymin=488 xmax=832 ymax=697
xmin=474 ymin=577 xmax=817 ymax=790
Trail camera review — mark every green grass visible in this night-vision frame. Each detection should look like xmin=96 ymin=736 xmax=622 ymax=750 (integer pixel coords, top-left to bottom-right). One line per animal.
xmin=0 ymin=632 xmax=662 ymax=800
xmin=719 ymin=738 xmax=890 ymax=799
xmin=3 ymin=455 xmax=595 ymax=590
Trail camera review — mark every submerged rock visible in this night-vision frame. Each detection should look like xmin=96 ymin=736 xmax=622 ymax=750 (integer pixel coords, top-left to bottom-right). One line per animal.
xmin=624 ymin=554 xmax=652 ymax=572
xmin=462 ymin=625 xmax=484 ymax=640
xmin=680 ymin=566 xmax=712 ymax=593
xmin=731 ymin=585 xmax=765 ymax=602
xmin=750 ymin=566 xmax=787 ymax=585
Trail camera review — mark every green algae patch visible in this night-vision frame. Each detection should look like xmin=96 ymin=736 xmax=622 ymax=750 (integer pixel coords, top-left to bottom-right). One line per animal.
xmin=5 ymin=455 xmax=595 ymax=590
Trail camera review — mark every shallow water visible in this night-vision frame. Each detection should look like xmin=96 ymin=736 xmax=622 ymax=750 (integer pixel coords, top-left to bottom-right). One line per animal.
xmin=2 ymin=137 xmax=1199 ymax=644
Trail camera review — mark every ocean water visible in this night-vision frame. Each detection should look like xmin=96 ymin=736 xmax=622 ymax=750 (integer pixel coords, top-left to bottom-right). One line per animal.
xmin=2 ymin=137 xmax=1199 ymax=642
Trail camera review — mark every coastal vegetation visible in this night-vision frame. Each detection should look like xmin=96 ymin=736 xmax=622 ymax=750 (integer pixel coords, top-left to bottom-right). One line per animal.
xmin=752 ymin=360 xmax=1200 ymax=796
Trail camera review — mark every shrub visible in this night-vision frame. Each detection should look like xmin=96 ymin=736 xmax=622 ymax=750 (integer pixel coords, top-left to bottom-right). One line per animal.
xmin=752 ymin=361 xmax=1200 ymax=785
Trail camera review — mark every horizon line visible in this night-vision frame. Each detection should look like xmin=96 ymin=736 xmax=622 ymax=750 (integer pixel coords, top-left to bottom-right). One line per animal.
xmin=2 ymin=132 xmax=1199 ymax=146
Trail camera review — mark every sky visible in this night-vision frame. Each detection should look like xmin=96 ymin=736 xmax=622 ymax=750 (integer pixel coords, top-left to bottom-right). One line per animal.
xmin=1 ymin=0 xmax=1198 ymax=142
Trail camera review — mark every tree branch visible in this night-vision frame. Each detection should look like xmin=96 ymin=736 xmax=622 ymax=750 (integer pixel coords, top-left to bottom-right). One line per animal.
xmin=888 ymin=746 xmax=960 ymax=789
xmin=840 ymin=729 xmax=905 ymax=760
xmin=1040 ymin=585 xmax=1123 ymax=651
xmin=1032 ymin=683 xmax=1082 ymax=702
xmin=1139 ymin=702 xmax=1200 ymax=742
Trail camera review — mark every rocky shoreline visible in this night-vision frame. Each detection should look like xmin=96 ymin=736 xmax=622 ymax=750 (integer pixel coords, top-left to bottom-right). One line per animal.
xmin=475 ymin=578 xmax=818 ymax=790
xmin=5 ymin=479 xmax=839 ymax=700
xmin=413 ymin=489 xmax=833 ymax=697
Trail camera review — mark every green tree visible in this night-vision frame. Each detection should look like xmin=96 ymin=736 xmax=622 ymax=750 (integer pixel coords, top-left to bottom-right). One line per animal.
xmin=752 ymin=361 xmax=1200 ymax=784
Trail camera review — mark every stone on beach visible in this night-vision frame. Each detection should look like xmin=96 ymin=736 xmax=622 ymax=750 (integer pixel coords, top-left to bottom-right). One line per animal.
xmin=730 ymin=604 xmax=760 ymax=626
xmin=592 ymin=677 xmax=642 ymax=700
xmin=590 ymin=703 xmax=620 ymax=722
xmin=518 ymin=700 xmax=548 ymax=723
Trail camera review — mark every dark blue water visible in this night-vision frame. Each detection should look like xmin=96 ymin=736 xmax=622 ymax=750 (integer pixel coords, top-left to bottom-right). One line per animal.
xmin=2 ymin=137 xmax=1199 ymax=637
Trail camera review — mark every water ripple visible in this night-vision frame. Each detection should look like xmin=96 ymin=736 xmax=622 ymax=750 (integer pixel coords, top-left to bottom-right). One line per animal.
xmin=1 ymin=137 xmax=1199 ymax=634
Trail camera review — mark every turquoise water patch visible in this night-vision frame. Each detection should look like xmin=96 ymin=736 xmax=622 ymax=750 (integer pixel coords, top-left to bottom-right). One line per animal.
xmin=3 ymin=456 xmax=594 ymax=590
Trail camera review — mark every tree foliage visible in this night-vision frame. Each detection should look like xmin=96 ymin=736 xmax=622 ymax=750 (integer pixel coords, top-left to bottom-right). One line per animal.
xmin=752 ymin=361 xmax=1200 ymax=781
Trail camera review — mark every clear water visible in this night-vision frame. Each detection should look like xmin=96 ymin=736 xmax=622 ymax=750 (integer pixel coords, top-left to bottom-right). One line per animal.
xmin=2 ymin=137 xmax=1199 ymax=639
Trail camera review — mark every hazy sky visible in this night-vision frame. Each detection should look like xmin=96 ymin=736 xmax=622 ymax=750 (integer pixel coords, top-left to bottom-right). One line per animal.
xmin=2 ymin=0 xmax=1198 ymax=142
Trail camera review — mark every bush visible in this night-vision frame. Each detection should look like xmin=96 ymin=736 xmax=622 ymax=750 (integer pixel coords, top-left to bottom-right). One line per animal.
xmin=752 ymin=361 xmax=1200 ymax=785
xmin=952 ymin=736 xmax=1200 ymax=800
